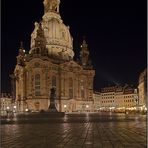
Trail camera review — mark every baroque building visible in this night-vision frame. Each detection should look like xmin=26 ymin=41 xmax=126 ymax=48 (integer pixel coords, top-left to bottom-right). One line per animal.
xmin=12 ymin=0 xmax=95 ymax=112
xmin=93 ymin=85 xmax=138 ymax=111
xmin=0 ymin=93 xmax=13 ymax=116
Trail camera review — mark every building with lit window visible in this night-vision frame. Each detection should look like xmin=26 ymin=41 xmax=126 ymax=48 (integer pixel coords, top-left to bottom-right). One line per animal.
xmin=93 ymin=92 xmax=101 ymax=111
xmin=138 ymin=69 xmax=147 ymax=107
xmin=93 ymin=85 xmax=138 ymax=111
xmin=11 ymin=0 xmax=95 ymax=112
xmin=0 ymin=93 xmax=15 ymax=115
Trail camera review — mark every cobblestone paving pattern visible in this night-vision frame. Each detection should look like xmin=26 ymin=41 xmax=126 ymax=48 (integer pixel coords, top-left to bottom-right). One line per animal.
xmin=1 ymin=114 xmax=147 ymax=148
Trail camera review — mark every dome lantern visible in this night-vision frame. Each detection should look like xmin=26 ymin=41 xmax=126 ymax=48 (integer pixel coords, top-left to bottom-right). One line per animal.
xmin=43 ymin=0 xmax=60 ymax=14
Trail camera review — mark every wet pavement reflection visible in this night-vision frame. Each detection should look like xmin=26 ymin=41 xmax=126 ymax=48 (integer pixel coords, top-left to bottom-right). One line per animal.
xmin=1 ymin=113 xmax=147 ymax=148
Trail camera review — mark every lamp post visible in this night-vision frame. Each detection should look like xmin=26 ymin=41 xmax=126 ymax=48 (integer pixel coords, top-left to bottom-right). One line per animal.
xmin=6 ymin=106 xmax=10 ymax=117
xmin=25 ymin=108 xmax=29 ymax=112
xmin=64 ymin=105 xmax=67 ymax=112
xmin=6 ymin=106 xmax=10 ymax=110
xmin=13 ymin=105 xmax=17 ymax=113
xmin=86 ymin=105 xmax=89 ymax=112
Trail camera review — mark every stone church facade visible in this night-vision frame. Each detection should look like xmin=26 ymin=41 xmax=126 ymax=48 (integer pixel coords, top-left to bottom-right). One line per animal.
xmin=12 ymin=0 xmax=95 ymax=112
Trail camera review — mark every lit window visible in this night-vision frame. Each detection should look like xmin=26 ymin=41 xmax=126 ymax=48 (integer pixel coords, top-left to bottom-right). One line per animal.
xmin=80 ymin=80 xmax=85 ymax=98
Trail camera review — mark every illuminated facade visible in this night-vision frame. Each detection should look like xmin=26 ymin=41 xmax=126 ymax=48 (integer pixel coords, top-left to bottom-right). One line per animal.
xmin=12 ymin=0 xmax=95 ymax=112
xmin=93 ymin=92 xmax=101 ymax=111
xmin=94 ymin=85 xmax=138 ymax=110
xmin=0 ymin=93 xmax=13 ymax=115
xmin=138 ymin=69 xmax=147 ymax=106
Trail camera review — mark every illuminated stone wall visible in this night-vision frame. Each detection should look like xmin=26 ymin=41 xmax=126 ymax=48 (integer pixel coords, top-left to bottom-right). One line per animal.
xmin=13 ymin=0 xmax=95 ymax=112
xmin=138 ymin=69 xmax=147 ymax=106
xmin=94 ymin=85 xmax=139 ymax=110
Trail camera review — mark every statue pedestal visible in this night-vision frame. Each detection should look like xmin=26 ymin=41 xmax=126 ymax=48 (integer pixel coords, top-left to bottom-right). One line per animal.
xmin=48 ymin=108 xmax=58 ymax=112
xmin=48 ymin=102 xmax=58 ymax=112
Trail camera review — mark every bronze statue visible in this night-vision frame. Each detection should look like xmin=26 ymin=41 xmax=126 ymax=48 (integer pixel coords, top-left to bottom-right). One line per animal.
xmin=48 ymin=87 xmax=58 ymax=112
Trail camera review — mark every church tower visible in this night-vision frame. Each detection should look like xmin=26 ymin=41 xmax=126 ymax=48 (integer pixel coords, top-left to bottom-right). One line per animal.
xmin=80 ymin=38 xmax=93 ymax=70
xmin=16 ymin=42 xmax=26 ymax=66
xmin=13 ymin=0 xmax=95 ymax=112
xmin=14 ymin=42 xmax=27 ymax=112
xmin=80 ymin=38 xmax=89 ymax=66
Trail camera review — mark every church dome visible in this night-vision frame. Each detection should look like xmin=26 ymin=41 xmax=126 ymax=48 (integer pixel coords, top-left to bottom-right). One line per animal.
xmin=29 ymin=0 xmax=74 ymax=61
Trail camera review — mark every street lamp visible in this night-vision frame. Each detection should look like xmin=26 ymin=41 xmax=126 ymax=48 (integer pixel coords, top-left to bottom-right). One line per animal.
xmin=13 ymin=105 xmax=17 ymax=113
xmin=64 ymin=105 xmax=67 ymax=112
xmin=86 ymin=105 xmax=89 ymax=108
xmin=6 ymin=106 xmax=10 ymax=117
xmin=86 ymin=105 xmax=89 ymax=112
xmin=6 ymin=106 xmax=10 ymax=110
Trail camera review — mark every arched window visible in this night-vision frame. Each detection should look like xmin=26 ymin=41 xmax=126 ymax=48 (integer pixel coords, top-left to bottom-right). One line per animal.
xmin=52 ymin=76 xmax=56 ymax=88
xmin=69 ymin=78 xmax=73 ymax=87
xmin=35 ymin=74 xmax=40 ymax=96
xmin=81 ymin=89 xmax=85 ymax=98
xmin=80 ymin=80 xmax=85 ymax=98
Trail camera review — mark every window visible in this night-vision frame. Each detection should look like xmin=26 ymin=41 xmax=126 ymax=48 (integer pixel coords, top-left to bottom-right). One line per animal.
xmin=61 ymin=31 xmax=66 ymax=40
xmin=80 ymin=80 xmax=84 ymax=90
xmin=88 ymin=80 xmax=93 ymax=89
xmin=81 ymin=89 xmax=85 ymax=98
xmin=80 ymin=80 xmax=85 ymax=98
xmin=69 ymin=89 xmax=73 ymax=99
xmin=52 ymin=76 xmax=56 ymax=88
xmin=69 ymin=78 xmax=73 ymax=87
xmin=69 ymin=78 xmax=73 ymax=99
xmin=35 ymin=74 xmax=40 ymax=96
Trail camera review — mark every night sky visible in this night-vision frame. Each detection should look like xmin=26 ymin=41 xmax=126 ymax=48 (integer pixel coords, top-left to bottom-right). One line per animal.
xmin=2 ymin=0 xmax=147 ymax=92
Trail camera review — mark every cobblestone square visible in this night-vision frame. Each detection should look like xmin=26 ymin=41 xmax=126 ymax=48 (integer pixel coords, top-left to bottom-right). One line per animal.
xmin=1 ymin=113 xmax=147 ymax=148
